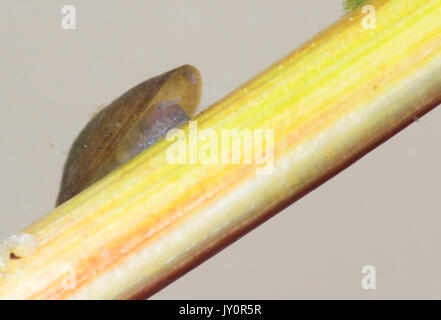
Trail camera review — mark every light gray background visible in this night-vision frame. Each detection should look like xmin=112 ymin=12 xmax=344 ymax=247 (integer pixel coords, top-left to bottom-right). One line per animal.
xmin=1 ymin=0 xmax=440 ymax=299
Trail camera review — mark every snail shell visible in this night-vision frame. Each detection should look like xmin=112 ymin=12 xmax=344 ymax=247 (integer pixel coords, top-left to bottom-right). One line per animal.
xmin=56 ymin=65 xmax=202 ymax=206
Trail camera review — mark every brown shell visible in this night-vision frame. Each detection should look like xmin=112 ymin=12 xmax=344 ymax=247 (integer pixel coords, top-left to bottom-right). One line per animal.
xmin=56 ymin=65 xmax=202 ymax=206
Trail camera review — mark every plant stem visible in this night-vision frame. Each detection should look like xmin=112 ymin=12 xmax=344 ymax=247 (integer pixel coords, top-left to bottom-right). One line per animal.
xmin=1 ymin=0 xmax=441 ymax=299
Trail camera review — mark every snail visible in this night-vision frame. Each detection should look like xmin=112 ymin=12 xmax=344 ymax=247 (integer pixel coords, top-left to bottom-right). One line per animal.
xmin=56 ymin=65 xmax=202 ymax=206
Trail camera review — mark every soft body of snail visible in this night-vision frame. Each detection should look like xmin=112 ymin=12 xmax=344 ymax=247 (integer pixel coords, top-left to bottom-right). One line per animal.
xmin=57 ymin=65 xmax=202 ymax=205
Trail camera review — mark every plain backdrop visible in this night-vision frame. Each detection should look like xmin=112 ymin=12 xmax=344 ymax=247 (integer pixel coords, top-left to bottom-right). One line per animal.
xmin=1 ymin=0 xmax=441 ymax=299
